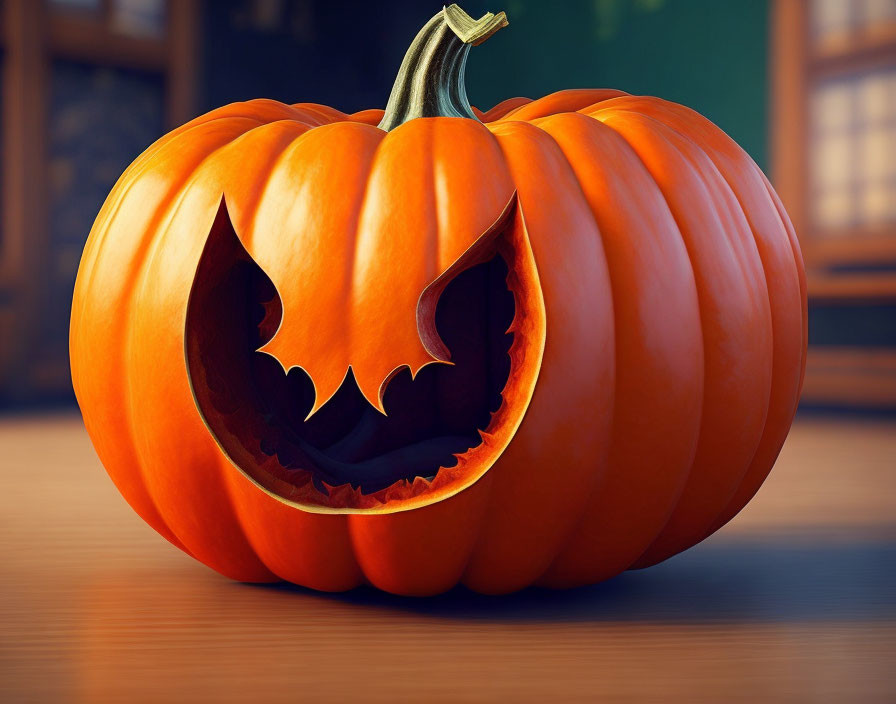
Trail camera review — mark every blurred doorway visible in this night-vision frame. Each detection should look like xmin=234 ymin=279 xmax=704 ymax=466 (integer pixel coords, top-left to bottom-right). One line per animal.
xmin=0 ymin=0 xmax=198 ymax=404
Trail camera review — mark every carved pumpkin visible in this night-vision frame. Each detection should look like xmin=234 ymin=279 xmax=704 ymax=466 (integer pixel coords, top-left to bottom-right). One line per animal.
xmin=70 ymin=5 xmax=806 ymax=595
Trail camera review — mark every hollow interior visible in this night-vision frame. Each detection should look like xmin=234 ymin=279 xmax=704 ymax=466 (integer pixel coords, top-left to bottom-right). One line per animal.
xmin=186 ymin=206 xmax=516 ymax=496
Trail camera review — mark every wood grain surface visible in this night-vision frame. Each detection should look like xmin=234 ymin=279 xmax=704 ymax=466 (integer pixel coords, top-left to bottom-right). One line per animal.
xmin=1 ymin=413 xmax=894 ymax=702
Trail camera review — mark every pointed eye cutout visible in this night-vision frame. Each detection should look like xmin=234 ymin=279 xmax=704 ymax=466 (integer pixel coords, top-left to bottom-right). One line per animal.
xmin=250 ymin=190 xmax=519 ymax=417
xmin=185 ymin=198 xmax=535 ymax=508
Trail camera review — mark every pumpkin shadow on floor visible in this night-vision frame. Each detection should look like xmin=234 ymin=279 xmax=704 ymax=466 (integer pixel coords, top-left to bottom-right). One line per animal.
xmin=254 ymin=533 xmax=896 ymax=623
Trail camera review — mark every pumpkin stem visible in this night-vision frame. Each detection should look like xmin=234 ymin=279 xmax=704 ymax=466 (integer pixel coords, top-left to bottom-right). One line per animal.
xmin=377 ymin=4 xmax=508 ymax=131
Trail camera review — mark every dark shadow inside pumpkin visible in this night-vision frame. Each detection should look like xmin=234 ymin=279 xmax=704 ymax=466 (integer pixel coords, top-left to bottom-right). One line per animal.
xmin=186 ymin=202 xmax=515 ymax=496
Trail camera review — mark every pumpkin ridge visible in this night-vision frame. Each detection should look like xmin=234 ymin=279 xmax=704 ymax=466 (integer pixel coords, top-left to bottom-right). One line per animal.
xmin=589 ymin=98 xmax=806 ymax=310
xmin=591 ymin=108 xmax=772 ymax=568
xmin=351 ymin=120 xmax=440 ymax=413
xmin=225 ymin=98 xmax=338 ymax=128
xmin=461 ymin=120 xmax=611 ymax=592
xmin=623 ymin=102 xmax=804 ymax=538
xmin=216 ymin=444 xmax=299 ymax=584
xmin=763 ymin=179 xmax=809 ymax=387
xmin=639 ymin=97 xmax=807 ymax=536
xmin=765 ymin=179 xmax=809 ymax=405
xmin=504 ymin=117 xmax=617 ymax=583
xmin=704 ymin=185 xmax=783 ymax=540
xmin=286 ymin=102 xmax=352 ymax=124
xmin=460 ymin=202 xmax=549 ymax=589
xmin=253 ymin=118 xmax=516 ymax=418
xmin=125 ymin=106 xmax=282 ymax=180
xmin=74 ymin=117 xmax=269 ymax=333
xmin=479 ymin=96 xmax=532 ymax=122
xmin=260 ymin=122 xmax=386 ymax=416
xmin=613 ymin=102 xmax=791 ymax=548
xmin=630 ymin=113 xmax=772 ymax=564
xmin=235 ymin=121 xmax=384 ymax=414
xmin=495 ymin=88 xmax=628 ymax=122
xmin=75 ymin=117 xmax=260 ymax=410
xmin=758 ymin=178 xmax=808 ymax=376
xmin=79 ymin=117 xmax=268 ymax=292
xmin=222 ymin=120 xmax=319 ymax=252
xmin=569 ymin=108 xmax=712 ymax=567
xmin=72 ymin=120 xmax=272 ymax=560
xmin=523 ymin=111 xmax=702 ymax=584
xmin=118 ymin=136 xmax=290 ymax=571
xmin=636 ymin=106 xmax=793 ymax=544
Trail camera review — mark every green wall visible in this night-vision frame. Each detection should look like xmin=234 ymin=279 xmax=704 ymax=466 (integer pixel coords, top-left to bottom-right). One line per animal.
xmin=463 ymin=0 xmax=770 ymax=171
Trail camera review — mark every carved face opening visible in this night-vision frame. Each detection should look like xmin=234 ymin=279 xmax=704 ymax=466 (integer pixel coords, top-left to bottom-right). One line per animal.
xmin=185 ymin=200 xmax=539 ymax=512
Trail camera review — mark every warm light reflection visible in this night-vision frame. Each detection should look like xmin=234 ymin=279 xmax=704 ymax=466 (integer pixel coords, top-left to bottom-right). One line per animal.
xmin=810 ymin=68 xmax=896 ymax=233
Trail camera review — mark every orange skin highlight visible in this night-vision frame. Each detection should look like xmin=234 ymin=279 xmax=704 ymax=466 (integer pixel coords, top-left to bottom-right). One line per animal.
xmin=71 ymin=90 xmax=806 ymax=595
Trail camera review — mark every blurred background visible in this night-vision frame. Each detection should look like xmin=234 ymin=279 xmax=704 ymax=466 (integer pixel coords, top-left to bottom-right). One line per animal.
xmin=0 ymin=2 xmax=894 ymax=702
xmin=0 ymin=0 xmax=894 ymax=409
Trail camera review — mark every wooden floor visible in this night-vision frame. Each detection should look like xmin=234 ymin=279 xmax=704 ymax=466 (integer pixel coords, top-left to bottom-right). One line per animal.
xmin=0 ymin=413 xmax=894 ymax=702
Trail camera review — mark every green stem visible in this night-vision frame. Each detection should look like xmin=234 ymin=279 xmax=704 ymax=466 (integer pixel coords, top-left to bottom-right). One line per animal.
xmin=378 ymin=4 xmax=508 ymax=132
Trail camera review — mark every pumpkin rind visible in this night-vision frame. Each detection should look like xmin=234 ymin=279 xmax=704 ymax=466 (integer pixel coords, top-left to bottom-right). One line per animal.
xmin=71 ymin=49 xmax=805 ymax=593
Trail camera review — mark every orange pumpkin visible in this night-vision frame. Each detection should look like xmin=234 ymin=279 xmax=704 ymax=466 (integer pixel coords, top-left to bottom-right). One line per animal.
xmin=70 ymin=5 xmax=806 ymax=595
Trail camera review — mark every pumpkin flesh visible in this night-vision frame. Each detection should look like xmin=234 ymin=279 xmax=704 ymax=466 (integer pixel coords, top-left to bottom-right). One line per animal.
xmin=185 ymin=196 xmax=542 ymax=511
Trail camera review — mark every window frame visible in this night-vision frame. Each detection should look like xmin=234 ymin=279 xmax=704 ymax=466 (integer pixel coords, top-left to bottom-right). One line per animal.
xmin=0 ymin=0 xmax=197 ymax=395
xmin=771 ymin=0 xmax=896 ymax=301
xmin=772 ymin=0 xmax=896 ymax=409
